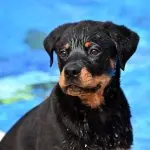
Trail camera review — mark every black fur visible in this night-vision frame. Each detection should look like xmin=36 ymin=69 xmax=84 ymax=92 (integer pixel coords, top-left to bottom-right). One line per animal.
xmin=0 ymin=20 xmax=139 ymax=150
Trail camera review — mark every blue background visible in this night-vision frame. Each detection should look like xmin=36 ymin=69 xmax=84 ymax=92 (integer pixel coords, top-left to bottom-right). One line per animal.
xmin=0 ymin=0 xmax=150 ymax=149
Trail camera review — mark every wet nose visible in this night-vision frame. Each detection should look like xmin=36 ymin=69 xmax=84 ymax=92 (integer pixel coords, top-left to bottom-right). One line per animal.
xmin=64 ymin=65 xmax=81 ymax=78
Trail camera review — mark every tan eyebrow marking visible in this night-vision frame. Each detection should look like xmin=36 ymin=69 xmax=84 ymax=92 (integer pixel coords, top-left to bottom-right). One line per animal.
xmin=85 ymin=41 xmax=92 ymax=48
xmin=64 ymin=43 xmax=70 ymax=49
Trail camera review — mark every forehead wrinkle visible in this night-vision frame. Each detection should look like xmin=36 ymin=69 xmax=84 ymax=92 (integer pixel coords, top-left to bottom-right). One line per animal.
xmin=68 ymin=34 xmax=89 ymax=50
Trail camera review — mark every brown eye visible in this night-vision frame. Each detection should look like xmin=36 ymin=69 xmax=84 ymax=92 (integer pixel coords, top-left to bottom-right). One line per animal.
xmin=60 ymin=49 xmax=67 ymax=57
xmin=89 ymin=49 xmax=100 ymax=56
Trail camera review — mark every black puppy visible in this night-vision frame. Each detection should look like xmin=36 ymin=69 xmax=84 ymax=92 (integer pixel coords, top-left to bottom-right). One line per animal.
xmin=0 ymin=20 xmax=139 ymax=150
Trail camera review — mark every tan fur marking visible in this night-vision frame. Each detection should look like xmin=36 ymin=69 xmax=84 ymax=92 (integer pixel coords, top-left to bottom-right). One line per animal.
xmin=64 ymin=43 xmax=70 ymax=49
xmin=59 ymin=67 xmax=111 ymax=108
xmin=85 ymin=41 xmax=92 ymax=48
xmin=79 ymin=74 xmax=111 ymax=108
xmin=80 ymin=67 xmax=110 ymax=88
xmin=79 ymin=90 xmax=103 ymax=108
xmin=110 ymin=59 xmax=115 ymax=70
xmin=79 ymin=67 xmax=93 ymax=87
xmin=59 ymin=69 xmax=66 ymax=89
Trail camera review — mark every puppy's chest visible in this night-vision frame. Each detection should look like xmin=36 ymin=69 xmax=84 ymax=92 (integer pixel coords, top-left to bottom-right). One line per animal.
xmin=57 ymin=118 xmax=97 ymax=150
xmin=60 ymin=130 xmax=117 ymax=150
xmin=59 ymin=123 xmax=103 ymax=150
xmin=61 ymin=131 xmax=125 ymax=150
xmin=36 ymin=119 xmax=127 ymax=150
xmin=59 ymin=117 xmax=125 ymax=150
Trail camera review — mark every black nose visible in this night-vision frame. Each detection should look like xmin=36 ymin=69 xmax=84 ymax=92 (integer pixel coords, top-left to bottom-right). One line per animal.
xmin=64 ymin=65 xmax=81 ymax=78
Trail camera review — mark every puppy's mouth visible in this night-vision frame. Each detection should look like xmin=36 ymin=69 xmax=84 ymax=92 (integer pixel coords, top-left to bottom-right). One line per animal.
xmin=64 ymin=83 xmax=101 ymax=94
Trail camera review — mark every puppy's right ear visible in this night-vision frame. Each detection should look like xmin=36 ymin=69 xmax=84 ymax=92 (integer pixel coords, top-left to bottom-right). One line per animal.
xmin=103 ymin=22 xmax=139 ymax=70
xmin=43 ymin=23 xmax=72 ymax=67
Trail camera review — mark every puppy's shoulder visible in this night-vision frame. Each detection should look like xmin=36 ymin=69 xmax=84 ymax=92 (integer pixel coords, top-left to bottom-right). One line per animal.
xmin=0 ymin=90 xmax=59 ymax=149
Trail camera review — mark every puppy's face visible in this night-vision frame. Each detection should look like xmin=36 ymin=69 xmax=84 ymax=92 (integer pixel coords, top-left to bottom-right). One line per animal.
xmin=44 ymin=21 xmax=139 ymax=108
xmin=57 ymin=29 xmax=116 ymax=107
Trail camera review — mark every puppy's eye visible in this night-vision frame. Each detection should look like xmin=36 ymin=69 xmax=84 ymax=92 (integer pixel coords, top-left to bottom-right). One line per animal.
xmin=60 ymin=49 xmax=67 ymax=57
xmin=89 ymin=49 xmax=100 ymax=56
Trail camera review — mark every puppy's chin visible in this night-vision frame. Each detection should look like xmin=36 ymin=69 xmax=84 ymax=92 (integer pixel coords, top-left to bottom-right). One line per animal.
xmin=60 ymin=84 xmax=105 ymax=108
xmin=63 ymin=85 xmax=85 ymax=97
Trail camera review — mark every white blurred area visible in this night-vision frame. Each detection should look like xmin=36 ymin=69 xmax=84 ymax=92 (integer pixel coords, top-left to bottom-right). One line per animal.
xmin=0 ymin=131 xmax=5 ymax=141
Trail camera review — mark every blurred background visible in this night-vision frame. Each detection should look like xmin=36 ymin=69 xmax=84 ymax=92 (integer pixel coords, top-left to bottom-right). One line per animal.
xmin=0 ymin=0 xmax=150 ymax=149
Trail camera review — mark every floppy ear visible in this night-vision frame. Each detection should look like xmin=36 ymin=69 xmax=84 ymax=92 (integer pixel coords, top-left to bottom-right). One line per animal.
xmin=43 ymin=23 xmax=72 ymax=67
xmin=104 ymin=22 xmax=139 ymax=70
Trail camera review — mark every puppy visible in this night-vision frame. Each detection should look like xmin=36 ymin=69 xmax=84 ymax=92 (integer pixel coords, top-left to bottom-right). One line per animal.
xmin=0 ymin=20 xmax=139 ymax=150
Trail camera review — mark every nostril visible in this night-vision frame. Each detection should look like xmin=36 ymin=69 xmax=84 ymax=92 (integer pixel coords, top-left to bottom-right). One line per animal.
xmin=72 ymin=70 xmax=78 ymax=76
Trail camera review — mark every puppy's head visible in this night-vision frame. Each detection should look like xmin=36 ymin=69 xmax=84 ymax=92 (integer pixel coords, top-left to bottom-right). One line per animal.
xmin=44 ymin=21 xmax=139 ymax=108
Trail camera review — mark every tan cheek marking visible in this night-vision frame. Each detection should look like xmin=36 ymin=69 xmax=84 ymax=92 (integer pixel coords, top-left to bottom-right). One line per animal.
xmin=79 ymin=75 xmax=111 ymax=108
xmin=80 ymin=67 xmax=111 ymax=88
xmin=110 ymin=59 xmax=115 ymax=70
xmin=80 ymin=67 xmax=93 ymax=87
xmin=59 ymin=69 xmax=66 ymax=89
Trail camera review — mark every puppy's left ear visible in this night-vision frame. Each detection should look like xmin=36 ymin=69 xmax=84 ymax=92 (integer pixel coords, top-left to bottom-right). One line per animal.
xmin=43 ymin=23 xmax=72 ymax=67
xmin=104 ymin=22 xmax=139 ymax=70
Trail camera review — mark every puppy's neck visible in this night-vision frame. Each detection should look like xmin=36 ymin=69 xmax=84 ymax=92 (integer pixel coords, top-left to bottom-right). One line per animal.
xmin=54 ymin=78 xmax=121 ymax=147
